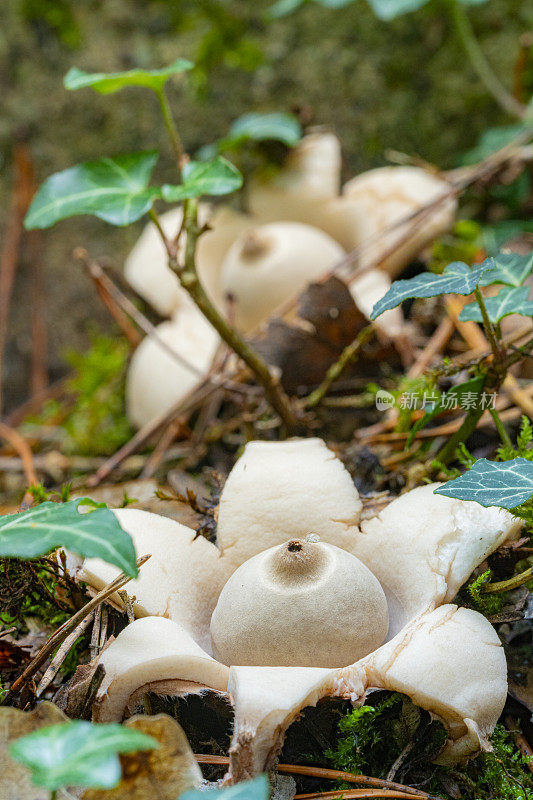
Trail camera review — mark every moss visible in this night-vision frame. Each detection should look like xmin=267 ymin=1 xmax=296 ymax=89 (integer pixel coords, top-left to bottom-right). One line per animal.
xmin=466 ymin=569 xmax=505 ymax=616
xmin=326 ymin=691 xmax=447 ymax=781
xmin=27 ymin=333 xmax=132 ymax=457
xmin=0 ymin=558 xmax=71 ymax=630
xmin=327 ymin=693 xmax=533 ymax=799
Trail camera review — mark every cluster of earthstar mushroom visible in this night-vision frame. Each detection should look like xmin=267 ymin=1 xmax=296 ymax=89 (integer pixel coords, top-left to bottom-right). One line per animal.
xmin=71 ymin=437 xmax=521 ymax=785
xmin=125 ymin=131 xmax=457 ymax=428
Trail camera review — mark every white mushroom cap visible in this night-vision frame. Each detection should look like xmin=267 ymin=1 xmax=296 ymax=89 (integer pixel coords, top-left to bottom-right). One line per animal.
xmin=341 ymin=166 xmax=457 ymax=276
xmin=219 ymin=222 xmax=345 ymax=331
xmin=124 ymin=205 xmax=253 ymax=317
xmin=94 ymin=616 xmax=230 ymax=722
xmin=247 ymin=132 xmax=342 ymax=229
xmin=126 ymin=301 xmax=219 ymax=429
xmin=216 ymin=438 xmax=363 ymax=569
xmin=350 ymin=483 xmax=522 ymax=637
xmin=210 ymin=539 xmax=388 ymax=667
xmin=349 ymin=268 xmax=404 ymax=338
xmin=80 ymin=508 xmax=233 ymax=652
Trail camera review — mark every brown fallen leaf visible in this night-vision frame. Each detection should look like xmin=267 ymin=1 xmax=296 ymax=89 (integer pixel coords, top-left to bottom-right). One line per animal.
xmin=81 ymin=714 xmax=202 ymax=800
xmin=0 ymin=701 xmax=69 ymax=800
xmin=253 ymin=276 xmax=394 ymax=393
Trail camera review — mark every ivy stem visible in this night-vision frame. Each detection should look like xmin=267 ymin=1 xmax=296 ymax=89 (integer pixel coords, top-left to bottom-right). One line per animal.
xmin=474 ymin=288 xmax=501 ymax=360
xmin=161 ymin=201 xmax=299 ymax=432
xmin=449 ymin=1 xmax=526 ymax=119
xmin=482 ymin=566 xmax=533 ymax=594
xmin=434 ymin=404 xmax=484 ymax=465
xmin=305 ymin=325 xmax=375 ymax=409
xmin=151 ymin=82 xmax=299 ymax=431
xmin=155 ymin=87 xmax=185 ymax=175
xmin=489 ymin=406 xmax=513 ymax=448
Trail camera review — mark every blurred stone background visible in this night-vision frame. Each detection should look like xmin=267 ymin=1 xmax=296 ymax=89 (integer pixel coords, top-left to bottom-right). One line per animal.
xmin=1 ymin=0 xmax=531 ymax=411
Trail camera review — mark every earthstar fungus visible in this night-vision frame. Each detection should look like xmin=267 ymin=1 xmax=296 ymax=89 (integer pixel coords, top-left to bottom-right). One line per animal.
xmin=77 ymin=438 xmax=519 ymax=783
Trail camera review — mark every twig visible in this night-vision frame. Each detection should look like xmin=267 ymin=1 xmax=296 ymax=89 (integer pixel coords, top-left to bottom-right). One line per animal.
xmin=90 ymin=604 xmax=103 ymax=660
xmin=0 ymin=143 xmax=36 ymax=416
xmin=408 ymin=318 xmax=455 ymax=378
xmin=0 ymin=420 xmax=37 ymax=508
xmin=85 ymin=378 xmax=214 ymax=486
xmin=474 ymin=288 xmax=502 ymax=360
xmin=5 ymin=553 xmax=150 ymax=698
xmin=194 ymin=755 xmax=439 ymax=798
xmin=77 ymin=250 xmax=253 ymax=397
xmin=163 ymin=200 xmax=299 ymax=431
xmin=117 ymin=589 xmax=136 ymax=623
xmin=294 ymin=792 xmax=419 ymax=799
xmin=305 ymin=326 xmax=375 ymax=409
xmin=482 ymin=566 xmax=533 ymax=594
xmin=0 ymin=421 xmax=37 ymax=488
xmin=449 ymin=0 xmax=526 ymax=119
xmin=35 ymin=612 xmax=94 ymax=697
xmin=140 ymin=418 xmax=184 ymax=480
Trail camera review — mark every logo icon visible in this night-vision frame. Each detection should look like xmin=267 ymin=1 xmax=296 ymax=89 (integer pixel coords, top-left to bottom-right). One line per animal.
xmin=375 ymin=390 xmax=395 ymax=411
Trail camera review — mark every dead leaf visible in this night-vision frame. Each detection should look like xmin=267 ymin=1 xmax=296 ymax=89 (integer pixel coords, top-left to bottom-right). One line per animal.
xmin=81 ymin=714 xmax=202 ymax=800
xmin=253 ymin=276 xmax=393 ymax=392
xmin=55 ymin=661 xmax=105 ymax=720
xmin=0 ymin=701 xmax=69 ymax=800
xmin=0 ymin=639 xmax=31 ymax=669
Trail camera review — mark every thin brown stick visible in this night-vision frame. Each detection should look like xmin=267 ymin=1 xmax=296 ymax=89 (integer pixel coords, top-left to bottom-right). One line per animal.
xmin=194 ymin=755 xmax=437 ymax=799
xmin=6 ymin=553 xmax=150 ymax=698
xmin=0 ymin=143 xmax=35 ymax=416
xmin=294 ymin=791 xmax=426 ymax=800
xmin=167 ymin=201 xmax=298 ymax=431
xmin=0 ymin=421 xmax=37 ymax=487
xmin=85 ymin=378 xmax=213 ymax=487
xmin=408 ymin=318 xmax=455 ymax=379
xmin=140 ymin=418 xmax=184 ymax=480
xmin=305 ymin=326 xmax=375 ymax=409
xmin=35 ymin=612 xmax=94 ymax=697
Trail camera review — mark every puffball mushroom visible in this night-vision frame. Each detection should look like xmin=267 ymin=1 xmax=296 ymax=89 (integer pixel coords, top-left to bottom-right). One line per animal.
xmin=124 ymin=204 xmax=252 ymax=316
xmin=126 ymin=300 xmax=219 ymax=429
xmin=219 ymin=221 xmax=345 ymax=331
xmin=79 ymin=437 xmax=520 ymax=782
xmin=246 ymin=131 xmax=342 ymax=229
xmin=340 ymin=166 xmax=457 ymax=276
xmin=210 ymin=539 xmax=388 ymax=667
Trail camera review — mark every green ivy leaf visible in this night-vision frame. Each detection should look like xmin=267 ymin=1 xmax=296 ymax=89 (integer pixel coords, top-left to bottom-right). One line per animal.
xmin=435 ymin=457 xmax=533 ymax=508
xmin=9 ymin=721 xmax=158 ymax=790
xmin=370 ymin=262 xmax=490 ymax=319
xmin=181 ymin=775 xmax=270 ymax=800
xmin=460 ymin=286 xmax=533 ymax=324
xmin=366 ymin=0 xmax=430 ymax=21
xmin=64 ymin=59 xmax=193 ymax=95
xmin=460 ymin=124 xmax=526 ymax=166
xmin=198 ymin=112 xmax=302 ymax=159
xmin=0 ymin=499 xmax=138 ymax=577
xmin=479 ymin=252 xmax=533 ymax=288
xmin=317 ymin=0 xmax=357 ymax=7
xmin=25 ymin=151 xmax=160 ymax=230
xmin=162 ymin=156 xmax=242 ymax=201
xmin=406 ymin=375 xmax=485 ymax=447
